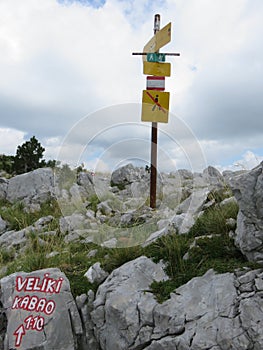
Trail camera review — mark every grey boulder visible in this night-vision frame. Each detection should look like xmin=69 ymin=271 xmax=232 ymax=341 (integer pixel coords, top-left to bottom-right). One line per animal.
xmin=91 ymin=256 xmax=168 ymax=350
xmin=111 ymin=163 xmax=145 ymax=186
xmin=6 ymin=168 xmax=55 ymax=207
xmin=84 ymin=262 xmax=109 ymax=284
xmin=230 ymin=162 xmax=263 ymax=262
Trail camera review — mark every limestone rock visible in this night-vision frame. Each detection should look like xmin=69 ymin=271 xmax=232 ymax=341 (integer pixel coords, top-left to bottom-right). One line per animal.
xmin=101 ymin=237 xmax=117 ymax=248
xmin=77 ymin=172 xmax=94 ymax=198
xmin=0 ymin=178 xmax=8 ymax=201
xmin=6 ymin=168 xmax=55 ymax=207
xmin=84 ymin=262 xmax=109 ymax=284
xmin=157 ymin=219 xmax=170 ymax=230
xmin=0 ymin=301 xmax=7 ymax=350
xmin=230 ymin=162 xmax=263 ymax=262
xmin=69 ymin=183 xmax=89 ymax=202
xmin=172 ymin=188 xmax=210 ymax=234
xmin=97 ymin=201 xmax=113 ymax=216
xmin=33 ymin=215 xmax=54 ymax=231
xmin=0 ymin=268 xmax=83 ymax=350
xmin=0 ymin=228 xmax=28 ymax=249
xmin=59 ymin=213 xmax=90 ymax=234
xmin=130 ymin=180 xmax=149 ymax=199
xmin=91 ymin=264 xmax=263 ymax=350
xmin=220 ymin=196 xmax=237 ymax=208
xmin=0 ymin=216 xmax=7 ymax=234
xmin=76 ymin=291 xmax=100 ymax=349
xmin=111 ymin=164 xmax=145 ymax=186
xmin=203 ymin=165 xmax=223 ymax=180
xmin=87 ymin=249 xmax=98 ymax=258
xmin=177 ymin=169 xmax=194 ymax=180
xmin=143 ymin=227 xmax=169 ymax=247
xmin=91 ymin=256 xmax=168 ymax=350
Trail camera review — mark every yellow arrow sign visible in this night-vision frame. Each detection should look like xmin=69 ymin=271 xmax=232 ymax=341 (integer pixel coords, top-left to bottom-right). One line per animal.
xmin=143 ymin=22 xmax=171 ymax=61
xmin=141 ymin=90 xmax=170 ymax=123
xmin=143 ymin=61 xmax=171 ymax=77
xmin=143 ymin=36 xmax=156 ymax=59
xmin=155 ymin=22 xmax=172 ymax=51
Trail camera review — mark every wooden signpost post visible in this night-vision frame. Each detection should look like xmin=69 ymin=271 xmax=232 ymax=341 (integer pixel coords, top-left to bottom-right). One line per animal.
xmin=133 ymin=14 xmax=180 ymax=208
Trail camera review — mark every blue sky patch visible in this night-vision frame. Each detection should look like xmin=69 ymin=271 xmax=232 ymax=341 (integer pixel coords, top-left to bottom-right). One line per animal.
xmin=57 ymin=0 xmax=106 ymax=9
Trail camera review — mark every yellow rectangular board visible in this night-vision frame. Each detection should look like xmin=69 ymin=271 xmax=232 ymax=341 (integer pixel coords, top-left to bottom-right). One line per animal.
xmin=143 ymin=61 xmax=171 ymax=77
xmin=141 ymin=90 xmax=170 ymax=123
xmin=143 ymin=22 xmax=171 ymax=61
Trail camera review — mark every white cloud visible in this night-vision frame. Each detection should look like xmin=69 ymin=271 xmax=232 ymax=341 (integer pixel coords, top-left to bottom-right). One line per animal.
xmin=0 ymin=0 xmax=144 ymax=133
xmin=0 ymin=128 xmax=26 ymax=155
xmin=0 ymin=0 xmax=262 ymax=172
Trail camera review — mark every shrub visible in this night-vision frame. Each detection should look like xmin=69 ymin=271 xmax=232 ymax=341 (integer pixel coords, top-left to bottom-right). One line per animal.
xmin=13 ymin=136 xmax=45 ymax=174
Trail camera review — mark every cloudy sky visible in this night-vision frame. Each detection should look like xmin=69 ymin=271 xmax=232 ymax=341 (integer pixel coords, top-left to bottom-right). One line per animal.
xmin=0 ymin=0 xmax=262 ymax=173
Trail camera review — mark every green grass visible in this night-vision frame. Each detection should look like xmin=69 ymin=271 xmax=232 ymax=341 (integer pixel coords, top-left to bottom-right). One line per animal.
xmin=0 ymin=199 xmax=61 ymax=231
xmin=148 ymin=232 xmax=259 ymax=303
xmin=102 ymin=246 xmax=144 ymax=273
xmin=188 ymin=200 xmax=239 ymax=237
xmin=145 ymin=197 xmax=258 ymax=303
xmin=3 ymin=233 xmax=108 ymax=296
xmin=0 ymin=248 xmax=15 ymax=264
xmin=207 ymin=187 xmax=233 ymax=204
xmin=87 ymin=194 xmax=100 ymax=214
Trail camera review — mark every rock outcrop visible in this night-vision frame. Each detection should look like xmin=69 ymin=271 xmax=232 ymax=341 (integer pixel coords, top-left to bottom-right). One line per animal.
xmin=91 ymin=256 xmax=168 ymax=350
xmin=1 ymin=263 xmax=263 ymax=350
xmin=91 ymin=264 xmax=263 ymax=350
xmin=230 ymin=162 xmax=263 ymax=262
xmin=111 ymin=163 xmax=147 ymax=186
xmin=4 ymin=168 xmax=55 ymax=210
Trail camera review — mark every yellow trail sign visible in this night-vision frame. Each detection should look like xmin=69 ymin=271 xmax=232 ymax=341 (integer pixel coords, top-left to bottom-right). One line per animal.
xmin=155 ymin=22 xmax=172 ymax=51
xmin=143 ymin=61 xmax=171 ymax=77
xmin=143 ymin=22 xmax=171 ymax=61
xmin=143 ymin=36 xmax=156 ymax=60
xmin=141 ymin=90 xmax=170 ymax=123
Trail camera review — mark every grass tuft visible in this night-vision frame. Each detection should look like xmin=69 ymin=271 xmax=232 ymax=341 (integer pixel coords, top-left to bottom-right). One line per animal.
xmin=0 ymin=199 xmax=61 ymax=231
xmin=188 ymin=201 xmax=239 ymax=237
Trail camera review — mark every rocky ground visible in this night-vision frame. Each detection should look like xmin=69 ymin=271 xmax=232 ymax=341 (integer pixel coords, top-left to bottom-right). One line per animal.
xmin=0 ymin=162 xmax=262 ymax=349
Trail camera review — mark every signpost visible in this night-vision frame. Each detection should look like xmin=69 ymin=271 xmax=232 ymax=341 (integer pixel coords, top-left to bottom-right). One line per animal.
xmin=132 ymin=14 xmax=180 ymax=208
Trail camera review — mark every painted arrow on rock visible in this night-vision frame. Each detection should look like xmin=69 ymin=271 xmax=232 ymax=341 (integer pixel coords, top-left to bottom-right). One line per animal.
xmin=14 ymin=324 xmax=26 ymax=347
